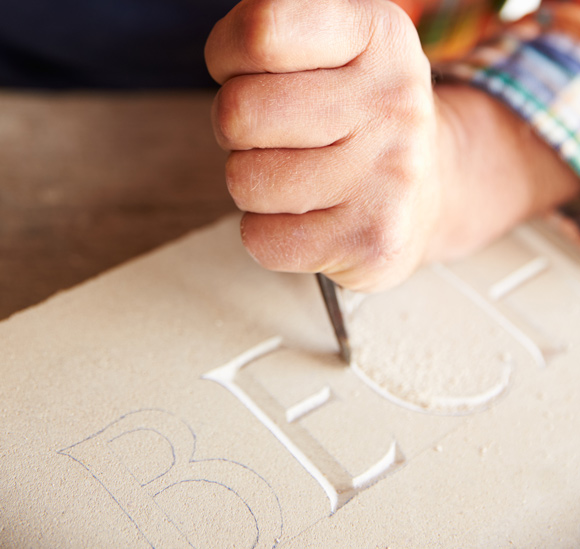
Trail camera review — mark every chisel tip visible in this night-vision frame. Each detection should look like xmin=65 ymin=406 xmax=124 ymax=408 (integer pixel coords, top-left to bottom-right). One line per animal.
xmin=315 ymin=273 xmax=351 ymax=365
xmin=338 ymin=335 xmax=352 ymax=365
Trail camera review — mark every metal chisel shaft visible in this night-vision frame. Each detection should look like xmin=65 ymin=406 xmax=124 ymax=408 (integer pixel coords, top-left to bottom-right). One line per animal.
xmin=315 ymin=273 xmax=351 ymax=364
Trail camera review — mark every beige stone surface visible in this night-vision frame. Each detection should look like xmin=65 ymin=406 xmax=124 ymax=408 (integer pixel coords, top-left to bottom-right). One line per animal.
xmin=1 ymin=215 xmax=580 ymax=548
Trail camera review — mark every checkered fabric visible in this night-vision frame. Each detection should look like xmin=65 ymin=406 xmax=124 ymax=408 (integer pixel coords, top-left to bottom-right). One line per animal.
xmin=418 ymin=1 xmax=580 ymax=176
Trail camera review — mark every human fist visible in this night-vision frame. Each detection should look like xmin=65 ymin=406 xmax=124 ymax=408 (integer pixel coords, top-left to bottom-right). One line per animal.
xmin=205 ymin=0 xmax=444 ymax=292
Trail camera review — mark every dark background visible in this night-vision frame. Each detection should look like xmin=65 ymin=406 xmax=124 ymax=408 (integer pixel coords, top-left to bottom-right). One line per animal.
xmin=0 ymin=0 xmax=237 ymax=89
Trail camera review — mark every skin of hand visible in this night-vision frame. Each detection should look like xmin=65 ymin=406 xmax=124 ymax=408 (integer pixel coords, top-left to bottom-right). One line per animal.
xmin=205 ymin=0 xmax=580 ymax=293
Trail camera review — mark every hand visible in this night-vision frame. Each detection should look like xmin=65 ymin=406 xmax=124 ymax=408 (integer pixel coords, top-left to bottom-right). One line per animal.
xmin=205 ymin=0 xmax=442 ymax=292
xmin=205 ymin=0 xmax=580 ymax=292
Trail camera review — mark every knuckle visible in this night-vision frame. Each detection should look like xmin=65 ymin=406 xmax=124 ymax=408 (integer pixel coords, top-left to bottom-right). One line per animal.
xmin=204 ymin=19 xmax=227 ymax=83
xmin=396 ymin=138 xmax=433 ymax=187
xmin=240 ymin=217 xmax=278 ymax=270
xmin=330 ymin=218 xmax=410 ymax=293
xmin=241 ymin=0 xmax=279 ymax=70
xmin=212 ymin=78 xmax=252 ymax=150
xmin=401 ymin=83 xmax=434 ymax=126
xmin=371 ymin=93 xmax=435 ymax=181
xmin=369 ymin=78 xmax=434 ymax=141
xmin=376 ymin=1 xmax=421 ymax=53
xmin=381 ymin=78 xmax=433 ymax=131
xmin=225 ymin=153 xmax=249 ymax=209
xmin=352 ymin=209 xmax=410 ymax=273
xmin=240 ymin=218 xmax=263 ymax=265
xmin=365 ymin=223 xmax=406 ymax=271
xmin=225 ymin=152 xmax=262 ymax=211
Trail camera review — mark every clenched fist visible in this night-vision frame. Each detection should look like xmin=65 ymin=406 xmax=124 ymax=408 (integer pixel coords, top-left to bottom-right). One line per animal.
xmin=205 ymin=0 xmax=579 ymax=292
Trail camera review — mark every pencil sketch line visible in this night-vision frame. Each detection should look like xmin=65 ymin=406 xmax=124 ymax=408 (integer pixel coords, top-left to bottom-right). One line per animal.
xmin=56 ymin=453 xmax=162 ymax=548
xmin=193 ymin=458 xmax=283 ymax=545
xmin=154 ymin=479 xmax=260 ymax=549
xmin=59 ymin=409 xmax=282 ymax=548
xmin=108 ymin=428 xmax=177 ymax=486
xmin=58 ymin=408 xmax=196 ymax=462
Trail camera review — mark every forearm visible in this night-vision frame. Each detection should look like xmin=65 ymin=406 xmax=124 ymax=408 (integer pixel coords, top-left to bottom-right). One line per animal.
xmin=206 ymin=0 xmax=580 ymax=292
xmin=428 ymin=83 xmax=580 ymax=261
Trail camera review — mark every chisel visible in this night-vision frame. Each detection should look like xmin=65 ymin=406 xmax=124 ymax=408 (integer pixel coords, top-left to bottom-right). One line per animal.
xmin=315 ymin=273 xmax=351 ymax=364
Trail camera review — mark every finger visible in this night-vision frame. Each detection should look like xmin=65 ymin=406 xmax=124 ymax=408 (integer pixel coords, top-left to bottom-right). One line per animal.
xmin=226 ymin=143 xmax=372 ymax=214
xmin=205 ymin=0 xmax=373 ymax=83
xmin=240 ymin=210 xmax=419 ymax=291
xmin=212 ymin=67 xmax=364 ymax=151
xmin=241 ymin=209 xmax=352 ymax=274
xmin=240 ymin=206 xmax=422 ymax=292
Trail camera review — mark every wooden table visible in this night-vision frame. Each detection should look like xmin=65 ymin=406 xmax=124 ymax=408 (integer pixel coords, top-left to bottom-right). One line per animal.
xmin=0 ymin=91 xmax=235 ymax=320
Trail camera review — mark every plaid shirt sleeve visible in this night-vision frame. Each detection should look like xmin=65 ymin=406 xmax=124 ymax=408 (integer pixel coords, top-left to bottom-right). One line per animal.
xmin=417 ymin=0 xmax=580 ymax=177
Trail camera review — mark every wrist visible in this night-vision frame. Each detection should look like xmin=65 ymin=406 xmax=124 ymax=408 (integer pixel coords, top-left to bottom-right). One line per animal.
xmin=426 ymin=83 xmax=580 ymax=262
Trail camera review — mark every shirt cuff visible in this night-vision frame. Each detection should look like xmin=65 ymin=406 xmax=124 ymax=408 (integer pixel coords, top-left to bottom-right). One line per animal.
xmin=438 ymin=5 xmax=580 ymax=177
